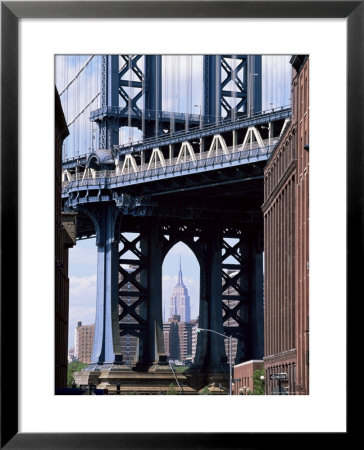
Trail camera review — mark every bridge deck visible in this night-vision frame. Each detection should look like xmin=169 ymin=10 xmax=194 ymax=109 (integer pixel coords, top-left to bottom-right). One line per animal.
xmin=62 ymin=139 xmax=276 ymax=197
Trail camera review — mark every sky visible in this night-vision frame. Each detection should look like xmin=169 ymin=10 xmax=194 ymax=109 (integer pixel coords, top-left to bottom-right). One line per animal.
xmin=62 ymin=54 xmax=292 ymax=350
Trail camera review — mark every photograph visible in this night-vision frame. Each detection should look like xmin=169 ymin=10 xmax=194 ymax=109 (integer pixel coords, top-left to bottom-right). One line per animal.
xmin=55 ymin=53 xmax=309 ymax=396
xmin=1 ymin=0 xmax=357 ymax=446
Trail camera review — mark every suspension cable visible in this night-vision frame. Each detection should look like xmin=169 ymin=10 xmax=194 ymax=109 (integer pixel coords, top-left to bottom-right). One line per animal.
xmin=215 ymin=56 xmax=219 ymax=126
xmin=142 ymin=55 xmax=145 ymax=141
xmin=128 ymin=55 xmax=132 ymax=143
xmin=67 ymin=91 xmax=100 ymax=127
xmin=59 ymin=55 xmax=94 ymax=96
xmin=171 ymin=56 xmax=175 ymax=134
xmin=232 ymin=55 xmax=237 ymax=121
xmin=155 ymin=55 xmax=159 ymax=138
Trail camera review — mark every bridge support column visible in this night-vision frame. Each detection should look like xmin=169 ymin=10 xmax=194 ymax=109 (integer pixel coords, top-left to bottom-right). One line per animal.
xmin=139 ymin=220 xmax=167 ymax=368
xmin=203 ymin=55 xmax=221 ymax=125
xmin=206 ymin=228 xmax=227 ymax=368
xmin=234 ymin=225 xmax=264 ymax=363
xmin=144 ymin=55 xmax=162 ymax=139
xmin=246 ymin=226 xmax=264 ymax=360
xmin=192 ymin=225 xmax=228 ymax=388
xmin=73 ymin=203 xmax=124 ymax=388
xmin=84 ymin=203 xmax=122 ymax=365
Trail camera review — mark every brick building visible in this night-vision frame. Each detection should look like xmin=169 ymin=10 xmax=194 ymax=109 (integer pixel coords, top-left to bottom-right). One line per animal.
xmin=191 ymin=319 xmax=199 ymax=363
xmin=163 ymin=315 xmax=196 ymax=363
xmin=55 ymin=87 xmax=76 ymax=389
xmin=233 ymin=360 xmax=264 ymax=395
xmin=262 ymin=55 xmax=309 ymax=395
xmin=74 ymin=321 xmax=95 ymax=364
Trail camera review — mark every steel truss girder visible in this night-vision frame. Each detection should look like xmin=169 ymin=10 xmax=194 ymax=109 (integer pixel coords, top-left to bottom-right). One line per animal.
xmin=118 ymin=55 xmax=144 ymax=116
xmin=221 ymin=226 xmax=252 ymax=363
xmin=204 ymin=55 xmax=254 ymax=120
xmin=117 ymin=231 xmax=148 ymax=365
xmin=118 ymin=266 xmax=147 ymax=303
xmin=119 ymin=108 xmax=289 ymax=155
xmin=118 ymin=233 xmax=148 ymax=337
xmin=117 ymin=222 xmax=167 ymax=367
xmin=220 ymin=55 xmax=248 ymax=118
xmin=221 ymin=57 xmax=246 ymax=91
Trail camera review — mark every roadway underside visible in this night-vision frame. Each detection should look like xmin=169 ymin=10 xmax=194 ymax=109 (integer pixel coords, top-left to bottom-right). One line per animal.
xmin=73 ymin=160 xmax=265 ymax=239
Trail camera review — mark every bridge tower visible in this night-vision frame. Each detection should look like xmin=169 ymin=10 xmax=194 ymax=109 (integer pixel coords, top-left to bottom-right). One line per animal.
xmin=203 ymin=55 xmax=262 ymax=122
xmin=97 ymin=55 xmax=162 ymax=150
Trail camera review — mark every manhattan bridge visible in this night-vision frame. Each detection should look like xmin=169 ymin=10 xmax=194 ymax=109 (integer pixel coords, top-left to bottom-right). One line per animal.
xmin=57 ymin=55 xmax=291 ymax=392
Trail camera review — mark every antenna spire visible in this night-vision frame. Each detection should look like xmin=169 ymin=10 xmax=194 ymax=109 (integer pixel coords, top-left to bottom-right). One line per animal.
xmin=178 ymin=256 xmax=183 ymax=285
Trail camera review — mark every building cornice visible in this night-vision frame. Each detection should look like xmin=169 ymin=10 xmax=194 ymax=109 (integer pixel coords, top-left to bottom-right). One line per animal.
xmin=261 ymin=159 xmax=297 ymax=213
xmin=263 ymin=349 xmax=297 ymax=365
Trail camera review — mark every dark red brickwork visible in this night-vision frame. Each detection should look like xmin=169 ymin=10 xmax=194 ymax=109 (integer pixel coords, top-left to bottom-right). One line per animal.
xmin=262 ymin=56 xmax=309 ymax=395
xmin=232 ymin=360 xmax=263 ymax=395
xmin=55 ymin=88 xmax=70 ymax=389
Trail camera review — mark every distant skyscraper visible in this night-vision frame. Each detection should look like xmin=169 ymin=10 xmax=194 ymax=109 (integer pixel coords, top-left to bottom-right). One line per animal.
xmin=74 ymin=321 xmax=95 ymax=364
xmin=168 ymin=315 xmax=181 ymax=361
xmin=169 ymin=258 xmax=191 ymax=322
xmin=163 ymin=315 xmax=197 ymax=363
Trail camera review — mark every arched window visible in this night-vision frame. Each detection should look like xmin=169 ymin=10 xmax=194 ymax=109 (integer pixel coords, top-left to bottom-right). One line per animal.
xmin=162 ymin=242 xmax=200 ymax=366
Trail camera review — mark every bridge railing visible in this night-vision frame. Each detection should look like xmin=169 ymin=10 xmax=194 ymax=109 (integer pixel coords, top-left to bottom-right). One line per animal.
xmin=90 ymin=106 xmax=202 ymax=124
xmin=115 ymin=105 xmax=290 ymax=153
xmin=62 ymin=138 xmax=278 ymax=190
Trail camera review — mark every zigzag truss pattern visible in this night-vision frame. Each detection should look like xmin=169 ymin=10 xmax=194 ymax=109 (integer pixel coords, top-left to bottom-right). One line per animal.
xmin=63 ymin=125 xmax=278 ymax=183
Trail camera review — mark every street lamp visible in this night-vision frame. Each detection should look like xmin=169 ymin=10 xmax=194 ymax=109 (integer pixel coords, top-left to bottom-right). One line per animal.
xmin=196 ymin=327 xmax=233 ymax=395
xmin=261 ymin=123 xmax=271 ymax=152
xmin=194 ymin=104 xmax=202 ymax=129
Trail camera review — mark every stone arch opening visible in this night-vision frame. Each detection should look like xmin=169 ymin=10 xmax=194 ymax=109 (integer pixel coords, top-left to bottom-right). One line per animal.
xmin=162 ymin=241 xmax=200 ymax=367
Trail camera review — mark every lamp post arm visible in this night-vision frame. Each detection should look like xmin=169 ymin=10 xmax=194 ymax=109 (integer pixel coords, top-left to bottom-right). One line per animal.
xmin=197 ymin=327 xmax=228 ymax=339
xmin=197 ymin=327 xmax=233 ymax=396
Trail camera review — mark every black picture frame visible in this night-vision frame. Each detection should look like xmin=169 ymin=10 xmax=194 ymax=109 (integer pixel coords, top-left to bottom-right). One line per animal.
xmin=1 ymin=1 xmax=359 ymax=448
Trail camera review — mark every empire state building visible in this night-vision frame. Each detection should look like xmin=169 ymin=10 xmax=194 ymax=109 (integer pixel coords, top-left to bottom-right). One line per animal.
xmin=169 ymin=259 xmax=191 ymax=322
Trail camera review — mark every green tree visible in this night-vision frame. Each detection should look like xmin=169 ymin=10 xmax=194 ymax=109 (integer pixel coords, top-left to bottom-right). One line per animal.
xmin=199 ymin=385 xmax=211 ymax=395
xmin=174 ymin=365 xmax=189 ymax=373
xmin=67 ymin=361 xmax=87 ymax=387
xmin=250 ymin=368 xmax=265 ymax=395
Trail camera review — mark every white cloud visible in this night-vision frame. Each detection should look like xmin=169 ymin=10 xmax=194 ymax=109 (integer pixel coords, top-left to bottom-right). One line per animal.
xmin=69 ymin=274 xmax=97 ymax=298
xmin=68 ymin=274 xmax=97 ymax=349
xmin=69 ymin=306 xmax=96 ymax=328
xmin=69 ymin=238 xmax=97 ymax=261
xmin=184 ymin=276 xmax=198 ymax=287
